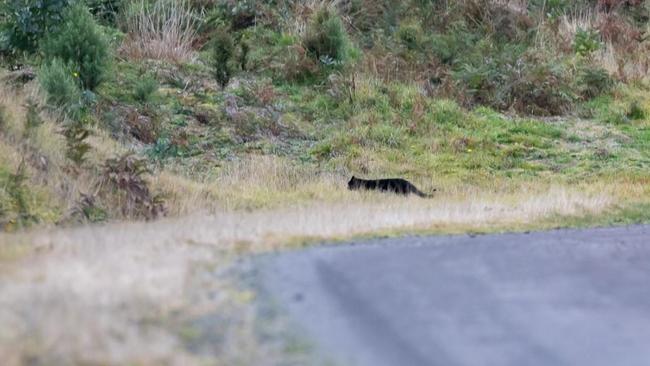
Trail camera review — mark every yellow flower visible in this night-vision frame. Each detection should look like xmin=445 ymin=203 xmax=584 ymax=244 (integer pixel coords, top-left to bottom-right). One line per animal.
xmin=73 ymin=72 xmax=79 ymax=78
xmin=467 ymin=148 xmax=473 ymax=152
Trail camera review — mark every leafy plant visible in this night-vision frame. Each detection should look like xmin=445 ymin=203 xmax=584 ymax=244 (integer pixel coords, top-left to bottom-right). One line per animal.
xmin=63 ymin=121 xmax=92 ymax=166
xmin=430 ymin=23 xmax=479 ymax=65
xmin=573 ymin=28 xmax=602 ymax=57
xmin=578 ymin=66 xmax=613 ymax=99
xmin=41 ymin=3 xmax=110 ymax=90
xmin=211 ymin=29 xmax=234 ymax=88
xmin=303 ymin=7 xmax=350 ymax=65
xmin=627 ymin=100 xmax=646 ymax=120
xmin=39 ymin=58 xmax=81 ymax=110
xmin=101 ymin=153 xmax=165 ymax=219
xmin=397 ymin=24 xmax=421 ymax=50
xmin=272 ymin=43 xmax=319 ymax=83
xmin=133 ymin=74 xmax=159 ymax=103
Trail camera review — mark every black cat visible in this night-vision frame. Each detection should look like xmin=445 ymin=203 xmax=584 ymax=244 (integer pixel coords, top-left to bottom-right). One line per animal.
xmin=347 ymin=176 xmax=435 ymax=198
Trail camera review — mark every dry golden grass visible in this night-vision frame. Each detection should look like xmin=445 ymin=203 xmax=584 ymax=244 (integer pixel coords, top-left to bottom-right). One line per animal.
xmin=1 ymin=172 xmax=638 ymax=365
xmin=119 ymin=0 xmax=199 ymax=63
xmin=2 ymin=141 xmax=649 ymax=365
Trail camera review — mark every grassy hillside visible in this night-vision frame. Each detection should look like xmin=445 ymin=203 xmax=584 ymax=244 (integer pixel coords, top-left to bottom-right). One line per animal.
xmin=0 ymin=0 xmax=649 ymax=229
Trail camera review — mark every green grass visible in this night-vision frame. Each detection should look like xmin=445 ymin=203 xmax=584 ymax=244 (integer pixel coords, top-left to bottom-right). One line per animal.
xmin=93 ymin=56 xmax=650 ymax=199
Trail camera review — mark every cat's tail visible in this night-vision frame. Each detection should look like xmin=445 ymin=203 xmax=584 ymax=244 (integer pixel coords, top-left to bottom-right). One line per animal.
xmin=415 ymin=188 xmax=437 ymax=198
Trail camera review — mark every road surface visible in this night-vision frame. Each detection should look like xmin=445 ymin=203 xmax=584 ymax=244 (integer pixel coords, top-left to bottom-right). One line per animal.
xmin=256 ymin=225 xmax=650 ymax=366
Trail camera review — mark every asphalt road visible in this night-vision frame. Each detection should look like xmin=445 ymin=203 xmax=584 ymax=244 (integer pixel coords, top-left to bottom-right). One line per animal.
xmin=257 ymin=225 xmax=650 ymax=366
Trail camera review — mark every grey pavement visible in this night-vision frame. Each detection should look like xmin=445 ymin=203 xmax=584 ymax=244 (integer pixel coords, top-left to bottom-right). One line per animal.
xmin=256 ymin=225 xmax=650 ymax=366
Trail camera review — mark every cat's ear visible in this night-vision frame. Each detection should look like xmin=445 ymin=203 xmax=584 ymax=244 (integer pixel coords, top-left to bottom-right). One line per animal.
xmin=352 ymin=175 xmax=355 ymax=179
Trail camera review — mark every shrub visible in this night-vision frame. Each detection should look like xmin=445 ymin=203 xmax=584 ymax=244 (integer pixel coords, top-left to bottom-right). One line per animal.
xmin=39 ymin=58 xmax=81 ymax=110
xmin=1 ymin=0 xmax=71 ymax=54
xmin=125 ymin=108 xmax=159 ymax=143
xmin=211 ymin=29 xmax=234 ymax=88
xmin=577 ymin=66 xmax=614 ymax=99
xmin=101 ymin=153 xmax=165 ymax=219
xmin=303 ymin=7 xmax=350 ymax=66
xmin=453 ymin=42 xmax=526 ymax=108
xmin=454 ymin=44 xmax=576 ymax=115
xmin=510 ymin=61 xmax=576 ymax=115
xmin=397 ymin=24 xmax=421 ymax=51
xmin=627 ymin=100 xmax=645 ymax=120
xmin=87 ymin=0 xmax=122 ymax=25
xmin=430 ymin=23 xmax=479 ymax=65
xmin=272 ymin=44 xmax=319 ymax=83
xmin=63 ymin=120 xmax=92 ymax=166
xmin=573 ymin=28 xmax=602 ymax=57
xmin=41 ymin=3 xmax=110 ymax=91
xmin=133 ymin=74 xmax=159 ymax=102
xmin=239 ymin=40 xmax=250 ymax=71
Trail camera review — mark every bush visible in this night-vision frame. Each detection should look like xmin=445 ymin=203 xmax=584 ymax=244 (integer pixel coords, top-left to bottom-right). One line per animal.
xmin=303 ymin=7 xmax=350 ymax=66
xmin=133 ymin=74 xmax=159 ymax=103
xmin=627 ymin=100 xmax=645 ymax=120
xmin=211 ymin=29 xmax=234 ymax=88
xmin=510 ymin=61 xmax=576 ymax=115
xmin=453 ymin=42 xmax=525 ymax=108
xmin=577 ymin=66 xmax=614 ymax=99
xmin=86 ymin=0 xmax=122 ymax=25
xmin=454 ymin=45 xmax=576 ymax=115
xmin=63 ymin=121 xmax=92 ymax=166
xmin=273 ymin=44 xmax=319 ymax=83
xmin=397 ymin=24 xmax=422 ymax=51
xmin=41 ymin=3 xmax=110 ymax=91
xmin=39 ymin=58 xmax=81 ymax=110
xmin=430 ymin=23 xmax=479 ymax=65
xmin=101 ymin=153 xmax=165 ymax=219
xmin=1 ymin=0 xmax=71 ymax=54
xmin=573 ymin=28 xmax=602 ymax=57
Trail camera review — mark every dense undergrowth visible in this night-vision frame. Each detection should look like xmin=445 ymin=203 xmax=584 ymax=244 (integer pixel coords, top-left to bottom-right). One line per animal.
xmin=1 ymin=0 xmax=650 ymax=230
